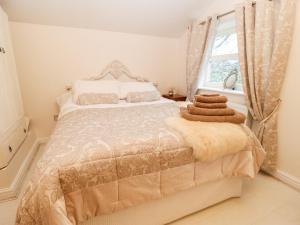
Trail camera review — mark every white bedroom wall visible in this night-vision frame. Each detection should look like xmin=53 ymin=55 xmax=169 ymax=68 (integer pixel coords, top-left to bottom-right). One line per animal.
xmin=277 ymin=1 xmax=300 ymax=183
xmin=9 ymin=22 xmax=182 ymax=137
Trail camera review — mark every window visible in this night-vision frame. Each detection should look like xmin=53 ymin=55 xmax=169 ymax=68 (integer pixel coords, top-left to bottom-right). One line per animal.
xmin=200 ymin=17 xmax=243 ymax=93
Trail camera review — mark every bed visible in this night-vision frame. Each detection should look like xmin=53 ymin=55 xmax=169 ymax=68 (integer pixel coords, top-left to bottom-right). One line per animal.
xmin=16 ymin=61 xmax=265 ymax=225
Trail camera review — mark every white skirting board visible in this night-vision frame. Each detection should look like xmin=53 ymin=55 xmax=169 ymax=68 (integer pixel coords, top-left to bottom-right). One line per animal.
xmin=272 ymin=170 xmax=300 ymax=192
xmin=0 ymin=136 xmax=48 ymax=201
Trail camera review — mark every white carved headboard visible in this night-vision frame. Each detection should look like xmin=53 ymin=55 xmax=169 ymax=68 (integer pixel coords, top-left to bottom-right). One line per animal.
xmin=66 ymin=60 xmax=150 ymax=91
xmin=89 ymin=60 xmax=149 ymax=81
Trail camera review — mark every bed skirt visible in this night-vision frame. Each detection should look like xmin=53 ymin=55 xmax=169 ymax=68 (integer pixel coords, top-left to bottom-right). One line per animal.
xmin=81 ymin=177 xmax=243 ymax=225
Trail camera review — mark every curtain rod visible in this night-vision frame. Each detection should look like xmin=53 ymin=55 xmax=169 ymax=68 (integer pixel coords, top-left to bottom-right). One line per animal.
xmin=197 ymin=0 xmax=271 ymax=25
xmin=197 ymin=8 xmax=236 ymax=25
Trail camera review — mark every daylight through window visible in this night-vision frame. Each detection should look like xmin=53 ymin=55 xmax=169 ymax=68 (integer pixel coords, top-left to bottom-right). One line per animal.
xmin=201 ymin=16 xmax=243 ymax=92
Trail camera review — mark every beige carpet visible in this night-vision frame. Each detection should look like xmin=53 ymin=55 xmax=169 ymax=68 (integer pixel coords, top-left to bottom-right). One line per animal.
xmin=1 ymin=144 xmax=299 ymax=225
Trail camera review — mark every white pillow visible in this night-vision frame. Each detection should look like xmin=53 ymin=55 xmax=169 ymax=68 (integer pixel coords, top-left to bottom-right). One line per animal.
xmin=72 ymin=80 xmax=120 ymax=104
xmin=119 ymin=82 xmax=158 ymax=99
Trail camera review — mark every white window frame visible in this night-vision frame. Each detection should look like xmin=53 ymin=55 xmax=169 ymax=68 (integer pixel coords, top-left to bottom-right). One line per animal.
xmin=199 ymin=17 xmax=243 ymax=95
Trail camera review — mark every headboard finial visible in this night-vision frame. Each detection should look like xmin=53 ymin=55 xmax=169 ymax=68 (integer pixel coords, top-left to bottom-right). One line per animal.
xmin=89 ymin=60 xmax=148 ymax=82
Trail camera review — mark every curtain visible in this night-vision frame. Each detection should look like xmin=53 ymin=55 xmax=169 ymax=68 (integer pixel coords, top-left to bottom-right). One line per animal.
xmin=235 ymin=0 xmax=296 ymax=172
xmin=186 ymin=17 xmax=218 ymax=101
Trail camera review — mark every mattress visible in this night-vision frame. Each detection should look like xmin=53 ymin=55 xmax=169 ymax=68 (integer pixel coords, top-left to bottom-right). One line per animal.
xmin=16 ymin=100 xmax=265 ymax=225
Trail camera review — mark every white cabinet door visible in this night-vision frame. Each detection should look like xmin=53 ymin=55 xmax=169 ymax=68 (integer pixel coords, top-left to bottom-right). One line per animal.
xmin=0 ymin=6 xmax=24 ymax=138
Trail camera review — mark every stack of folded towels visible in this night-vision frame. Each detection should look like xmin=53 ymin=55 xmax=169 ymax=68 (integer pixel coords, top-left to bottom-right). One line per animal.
xmin=181 ymin=94 xmax=246 ymax=124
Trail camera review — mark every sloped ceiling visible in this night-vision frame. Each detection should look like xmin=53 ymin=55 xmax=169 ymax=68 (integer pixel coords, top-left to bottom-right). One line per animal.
xmin=0 ymin=0 xmax=215 ymax=37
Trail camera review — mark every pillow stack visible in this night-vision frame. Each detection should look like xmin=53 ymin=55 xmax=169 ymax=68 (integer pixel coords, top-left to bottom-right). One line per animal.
xmin=181 ymin=94 xmax=246 ymax=124
xmin=72 ymin=80 xmax=161 ymax=105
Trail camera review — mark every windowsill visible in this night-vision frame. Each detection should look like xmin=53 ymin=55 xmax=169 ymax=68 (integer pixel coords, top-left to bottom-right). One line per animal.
xmin=198 ymin=86 xmax=244 ymax=96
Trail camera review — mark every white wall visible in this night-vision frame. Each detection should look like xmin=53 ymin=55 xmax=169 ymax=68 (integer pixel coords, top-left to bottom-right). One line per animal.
xmin=10 ymin=22 xmax=182 ymax=137
xmin=277 ymin=1 xmax=300 ymax=182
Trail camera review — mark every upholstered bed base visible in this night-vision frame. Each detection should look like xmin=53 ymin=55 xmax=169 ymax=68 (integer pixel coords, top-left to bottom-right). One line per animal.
xmin=82 ymin=177 xmax=242 ymax=225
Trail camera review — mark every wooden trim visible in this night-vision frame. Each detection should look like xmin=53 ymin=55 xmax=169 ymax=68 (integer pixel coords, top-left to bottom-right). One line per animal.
xmin=271 ymin=170 xmax=300 ymax=192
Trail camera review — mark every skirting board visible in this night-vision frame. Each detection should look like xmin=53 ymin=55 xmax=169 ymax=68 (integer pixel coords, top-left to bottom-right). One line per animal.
xmin=0 ymin=137 xmax=48 ymax=202
xmin=272 ymin=170 xmax=300 ymax=192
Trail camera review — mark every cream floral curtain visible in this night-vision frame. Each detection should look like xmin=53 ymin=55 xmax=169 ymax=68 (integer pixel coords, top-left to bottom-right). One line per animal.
xmin=186 ymin=17 xmax=217 ymax=101
xmin=235 ymin=0 xmax=296 ymax=172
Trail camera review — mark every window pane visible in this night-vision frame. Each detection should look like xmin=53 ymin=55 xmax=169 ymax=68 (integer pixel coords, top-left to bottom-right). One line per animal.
xmin=199 ymin=16 xmax=244 ymax=93
xmin=207 ymin=59 xmax=243 ymax=91
xmin=212 ymin=33 xmax=238 ymax=56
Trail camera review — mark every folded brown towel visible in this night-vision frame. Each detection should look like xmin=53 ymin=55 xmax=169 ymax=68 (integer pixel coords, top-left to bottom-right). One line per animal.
xmin=180 ymin=108 xmax=246 ymax=124
xmin=195 ymin=95 xmax=228 ymax=103
xmin=187 ymin=104 xmax=235 ymax=116
xmin=193 ymin=101 xmax=227 ymax=109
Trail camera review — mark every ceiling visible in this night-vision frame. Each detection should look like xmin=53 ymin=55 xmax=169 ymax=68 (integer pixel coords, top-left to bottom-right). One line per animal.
xmin=0 ymin=0 xmax=214 ymax=37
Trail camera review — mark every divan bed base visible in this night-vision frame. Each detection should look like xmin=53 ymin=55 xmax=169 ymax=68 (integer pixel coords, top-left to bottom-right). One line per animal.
xmin=81 ymin=177 xmax=242 ymax=225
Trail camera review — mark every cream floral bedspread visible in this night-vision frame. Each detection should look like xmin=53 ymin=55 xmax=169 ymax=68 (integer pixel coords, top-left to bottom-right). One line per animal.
xmin=16 ymin=102 xmax=265 ymax=225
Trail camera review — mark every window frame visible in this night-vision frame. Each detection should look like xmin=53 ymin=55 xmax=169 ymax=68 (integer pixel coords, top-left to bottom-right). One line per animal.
xmin=199 ymin=17 xmax=243 ymax=94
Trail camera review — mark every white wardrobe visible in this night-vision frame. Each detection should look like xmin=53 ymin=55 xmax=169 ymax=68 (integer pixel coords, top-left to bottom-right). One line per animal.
xmin=0 ymin=5 xmax=25 ymax=166
xmin=0 ymin=5 xmax=35 ymax=201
